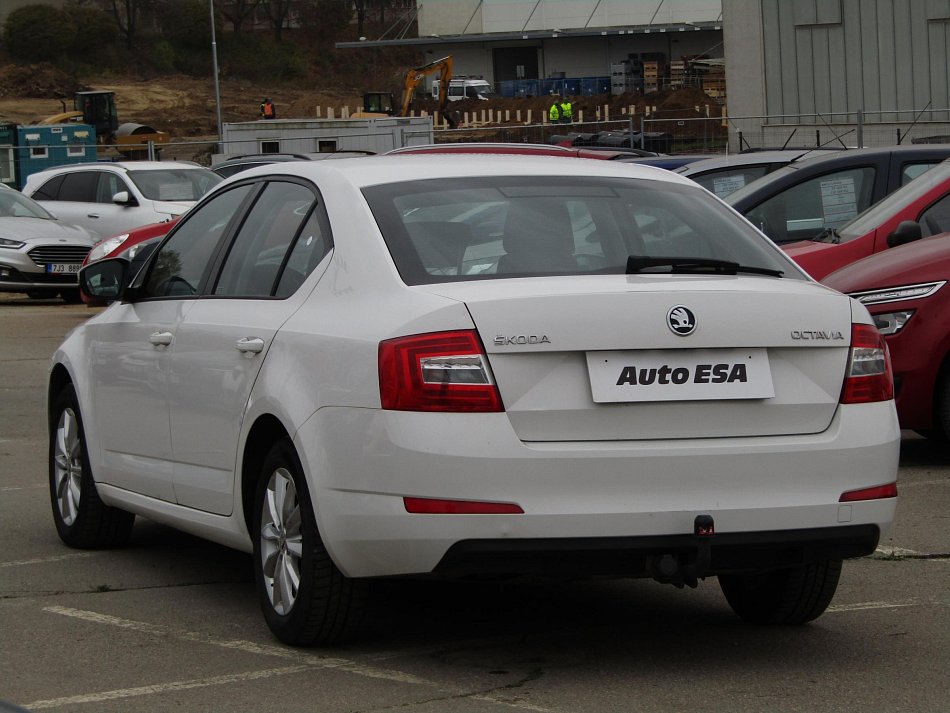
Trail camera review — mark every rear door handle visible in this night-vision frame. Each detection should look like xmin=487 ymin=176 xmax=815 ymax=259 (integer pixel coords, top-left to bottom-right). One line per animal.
xmin=86 ymin=213 xmax=100 ymax=219
xmin=235 ymin=337 xmax=265 ymax=355
xmin=148 ymin=331 xmax=173 ymax=347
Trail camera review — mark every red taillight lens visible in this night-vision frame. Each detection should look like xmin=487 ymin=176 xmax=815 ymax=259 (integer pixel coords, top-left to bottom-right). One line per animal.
xmin=404 ymin=497 xmax=524 ymax=514
xmin=840 ymin=324 xmax=894 ymax=404
xmin=839 ymin=482 xmax=898 ymax=502
xmin=379 ymin=330 xmax=503 ymax=412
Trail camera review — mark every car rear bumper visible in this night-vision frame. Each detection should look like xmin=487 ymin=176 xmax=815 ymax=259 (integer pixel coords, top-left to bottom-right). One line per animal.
xmin=295 ymin=402 xmax=900 ymax=578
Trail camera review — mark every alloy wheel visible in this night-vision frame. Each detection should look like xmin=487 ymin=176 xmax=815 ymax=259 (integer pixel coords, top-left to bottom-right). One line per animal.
xmin=53 ymin=407 xmax=83 ymax=526
xmin=259 ymin=467 xmax=303 ymax=615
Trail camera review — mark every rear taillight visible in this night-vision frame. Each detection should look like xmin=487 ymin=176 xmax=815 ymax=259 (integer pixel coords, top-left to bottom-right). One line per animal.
xmin=379 ymin=330 xmax=503 ymax=412
xmin=840 ymin=324 xmax=894 ymax=404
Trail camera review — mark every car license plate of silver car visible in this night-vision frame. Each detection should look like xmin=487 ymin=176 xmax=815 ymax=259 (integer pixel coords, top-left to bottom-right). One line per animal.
xmin=47 ymin=263 xmax=81 ymax=274
xmin=586 ymin=348 xmax=774 ymax=402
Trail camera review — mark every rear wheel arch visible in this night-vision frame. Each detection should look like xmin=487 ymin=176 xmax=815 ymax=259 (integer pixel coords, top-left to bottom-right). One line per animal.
xmin=241 ymin=414 xmax=291 ymax=531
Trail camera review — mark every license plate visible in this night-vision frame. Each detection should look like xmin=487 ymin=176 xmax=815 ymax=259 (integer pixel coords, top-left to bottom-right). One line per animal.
xmin=46 ymin=263 xmax=81 ymax=274
xmin=586 ymin=348 xmax=774 ymax=403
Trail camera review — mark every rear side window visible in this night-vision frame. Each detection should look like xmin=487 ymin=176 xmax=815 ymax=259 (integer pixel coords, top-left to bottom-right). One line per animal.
xmin=691 ymin=166 xmax=770 ymax=198
xmin=213 ymin=180 xmax=326 ymax=298
xmin=31 ymin=174 xmax=65 ymax=200
xmin=363 ymin=176 xmax=796 ymax=285
xmin=58 ymin=172 xmax=98 ymax=202
xmin=901 ymin=162 xmax=938 ymax=186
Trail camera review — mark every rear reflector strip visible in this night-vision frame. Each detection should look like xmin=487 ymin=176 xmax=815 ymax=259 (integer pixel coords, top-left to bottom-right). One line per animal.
xmin=839 ymin=483 xmax=898 ymax=502
xmin=404 ymin=497 xmax=524 ymax=514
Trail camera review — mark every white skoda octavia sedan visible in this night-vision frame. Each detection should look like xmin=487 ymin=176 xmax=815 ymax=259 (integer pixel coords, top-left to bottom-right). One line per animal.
xmin=51 ymin=155 xmax=899 ymax=645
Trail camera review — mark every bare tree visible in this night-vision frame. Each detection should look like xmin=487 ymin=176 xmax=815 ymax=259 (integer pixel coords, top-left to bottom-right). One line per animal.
xmin=218 ymin=0 xmax=264 ymax=35
xmin=105 ymin=0 xmax=147 ymax=49
xmin=261 ymin=0 xmax=293 ymax=41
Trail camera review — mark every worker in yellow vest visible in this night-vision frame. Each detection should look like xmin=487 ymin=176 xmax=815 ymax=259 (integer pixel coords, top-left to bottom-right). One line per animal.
xmin=548 ymin=95 xmax=562 ymax=123
xmin=558 ymin=98 xmax=573 ymax=123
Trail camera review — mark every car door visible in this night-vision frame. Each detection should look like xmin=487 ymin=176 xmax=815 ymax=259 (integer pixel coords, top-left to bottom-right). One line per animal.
xmin=89 ymin=183 xmax=255 ymax=501
xmin=166 ymin=178 xmax=332 ymax=515
xmin=88 ymin=170 xmax=146 ymax=238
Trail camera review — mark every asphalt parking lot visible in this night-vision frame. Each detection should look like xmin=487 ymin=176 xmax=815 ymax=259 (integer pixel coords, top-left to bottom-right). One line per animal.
xmin=1 ymin=295 xmax=947 ymax=713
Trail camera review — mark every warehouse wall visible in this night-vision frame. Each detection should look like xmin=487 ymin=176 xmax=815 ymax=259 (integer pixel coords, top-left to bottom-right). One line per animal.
xmin=724 ymin=0 xmax=950 ymax=120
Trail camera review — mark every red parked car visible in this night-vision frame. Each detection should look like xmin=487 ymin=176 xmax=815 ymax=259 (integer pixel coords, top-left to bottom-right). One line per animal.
xmin=80 ymin=218 xmax=178 ymax=304
xmin=783 ymin=159 xmax=950 ymax=279
xmin=823 ymin=232 xmax=950 ymax=440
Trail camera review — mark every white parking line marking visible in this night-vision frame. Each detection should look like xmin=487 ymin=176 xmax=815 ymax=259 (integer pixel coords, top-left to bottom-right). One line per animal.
xmin=44 ymin=606 xmax=434 ymax=685
xmin=0 ymin=552 xmax=95 ymax=568
xmin=41 ymin=606 xmax=555 ymax=711
xmin=0 ymin=484 xmax=45 ymax=492
xmin=25 ymin=665 xmax=312 ymax=710
xmin=827 ymin=599 xmax=919 ymax=613
xmin=875 ymin=546 xmax=921 ymax=557
xmin=898 ymin=478 xmax=948 ymax=488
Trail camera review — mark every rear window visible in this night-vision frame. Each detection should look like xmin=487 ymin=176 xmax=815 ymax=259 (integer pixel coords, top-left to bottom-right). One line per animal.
xmin=127 ymin=168 xmax=222 ymax=201
xmin=363 ymin=176 xmax=798 ymax=285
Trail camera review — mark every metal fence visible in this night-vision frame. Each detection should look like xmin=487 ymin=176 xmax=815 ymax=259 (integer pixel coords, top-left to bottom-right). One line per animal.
xmin=643 ymin=109 xmax=950 ymax=153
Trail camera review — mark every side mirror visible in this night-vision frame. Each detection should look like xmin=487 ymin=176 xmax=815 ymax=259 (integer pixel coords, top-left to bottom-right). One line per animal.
xmin=887 ymin=220 xmax=922 ymax=248
xmin=79 ymin=257 xmax=130 ymax=304
xmin=112 ymin=191 xmax=138 ymax=207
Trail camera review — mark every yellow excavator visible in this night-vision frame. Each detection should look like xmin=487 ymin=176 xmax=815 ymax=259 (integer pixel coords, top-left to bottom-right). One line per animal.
xmin=38 ymin=90 xmax=170 ymax=156
xmin=357 ymin=55 xmax=458 ymax=128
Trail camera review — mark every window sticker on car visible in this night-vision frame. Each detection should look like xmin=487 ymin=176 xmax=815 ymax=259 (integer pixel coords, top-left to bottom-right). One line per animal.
xmin=713 ymin=174 xmax=746 ymax=198
xmin=820 ymin=177 xmax=859 ymax=226
xmin=586 ymin=348 xmax=774 ymax=402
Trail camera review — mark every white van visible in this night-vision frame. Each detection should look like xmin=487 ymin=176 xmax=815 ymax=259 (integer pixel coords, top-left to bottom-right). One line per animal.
xmin=433 ymin=78 xmax=496 ymax=101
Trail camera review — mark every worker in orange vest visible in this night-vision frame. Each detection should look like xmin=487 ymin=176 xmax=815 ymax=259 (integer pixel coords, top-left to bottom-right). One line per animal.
xmin=260 ymin=98 xmax=276 ymax=119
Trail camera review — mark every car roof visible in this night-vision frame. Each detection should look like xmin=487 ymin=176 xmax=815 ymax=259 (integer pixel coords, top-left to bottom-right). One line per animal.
xmin=28 ymin=160 xmax=206 ymax=177
xmin=388 ymin=143 xmax=577 ymax=155
xmin=677 ymin=149 xmax=840 ymax=174
xmin=726 ymin=145 xmax=950 ymax=207
xmin=231 ymin=153 xmax=697 ymax=190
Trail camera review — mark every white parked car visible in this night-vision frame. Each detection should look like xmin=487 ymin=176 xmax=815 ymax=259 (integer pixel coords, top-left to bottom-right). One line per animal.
xmin=23 ymin=161 xmax=221 ymax=240
xmin=0 ymin=184 xmax=93 ymax=301
xmin=51 ymin=156 xmax=899 ymax=645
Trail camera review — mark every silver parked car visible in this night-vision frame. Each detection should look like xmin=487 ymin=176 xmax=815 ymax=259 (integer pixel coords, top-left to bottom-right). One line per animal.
xmin=0 ymin=185 xmax=94 ymax=302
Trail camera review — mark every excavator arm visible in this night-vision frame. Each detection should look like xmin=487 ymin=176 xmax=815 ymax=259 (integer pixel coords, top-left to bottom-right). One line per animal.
xmin=400 ymin=55 xmax=457 ymax=128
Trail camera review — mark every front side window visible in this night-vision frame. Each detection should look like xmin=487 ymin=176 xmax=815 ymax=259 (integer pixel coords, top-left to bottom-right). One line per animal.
xmin=96 ymin=173 xmax=131 ymax=203
xmin=142 ymin=184 xmax=252 ymax=298
xmin=364 ymin=176 xmax=797 ymax=285
xmin=213 ymin=181 xmax=320 ymax=297
xmin=918 ymin=192 xmax=950 ymax=236
xmin=745 ymin=167 xmax=875 ymax=243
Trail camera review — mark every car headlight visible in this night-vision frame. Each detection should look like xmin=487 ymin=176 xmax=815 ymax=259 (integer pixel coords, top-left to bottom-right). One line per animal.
xmin=87 ymin=234 xmax=129 ymax=263
xmin=850 ymin=281 xmax=945 ymax=305
xmin=872 ymin=310 xmax=914 ymax=336
xmin=0 ymin=237 xmax=26 ymax=249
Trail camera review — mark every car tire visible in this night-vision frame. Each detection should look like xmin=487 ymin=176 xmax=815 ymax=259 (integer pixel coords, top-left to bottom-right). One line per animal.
xmin=718 ymin=559 xmax=842 ymax=625
xmin=49 ymin=383 xmax=135 ymax=548
xmin=931 ymin=373 xmax=950 ymax=442
xmin=253 ymin=438 xmax=365 ymax=645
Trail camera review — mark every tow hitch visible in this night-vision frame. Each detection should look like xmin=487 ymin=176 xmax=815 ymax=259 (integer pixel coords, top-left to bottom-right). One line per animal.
xmin=649 ymin=514 xmax=715 ymax=588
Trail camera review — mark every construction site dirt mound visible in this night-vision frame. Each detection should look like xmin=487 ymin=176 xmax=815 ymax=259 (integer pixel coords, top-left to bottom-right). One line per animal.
xmin=0 ymin=63 xmax=86 ymax=99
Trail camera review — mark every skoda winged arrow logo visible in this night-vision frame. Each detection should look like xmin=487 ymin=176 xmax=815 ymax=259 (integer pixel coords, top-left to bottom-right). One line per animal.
xmin=667 ymin=305 xmax=696 ymax=336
